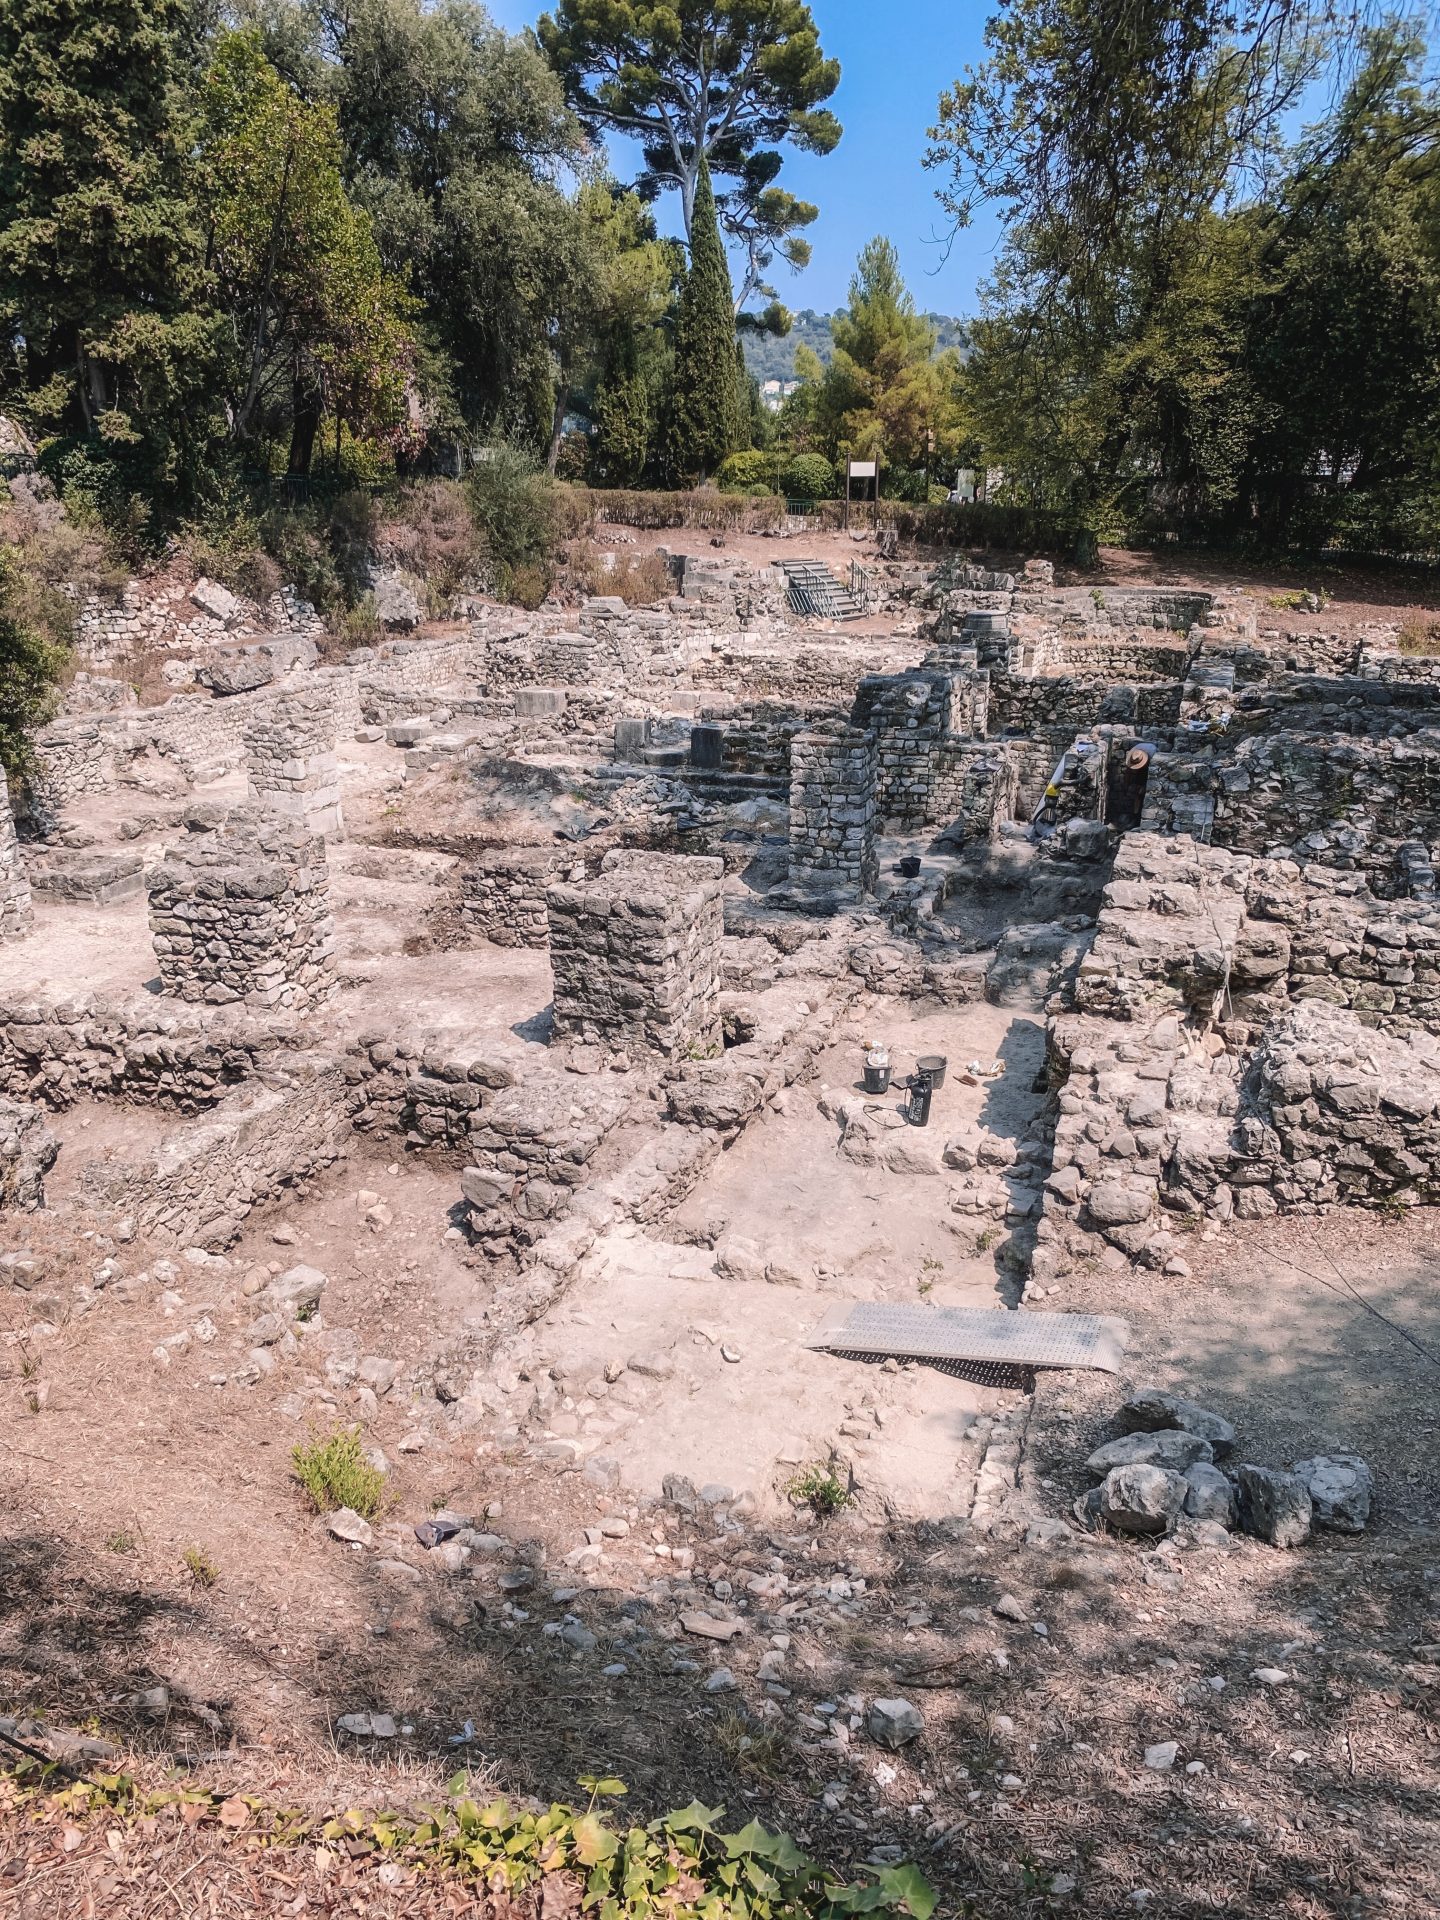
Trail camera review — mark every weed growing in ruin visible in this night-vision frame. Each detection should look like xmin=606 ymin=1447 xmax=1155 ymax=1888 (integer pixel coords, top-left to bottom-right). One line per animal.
xmin=974 ymin=1227 xmax=999 ymax=1253
xmin=713 ymin=1711 xmax=794 ymax=1783
xmin=292 ymin=1424 xmax=385 ymax=1518
xmin=105 ymin=1530 xmax=138 ymax=1555
xmin=1377 ymin=1193 xmax=1412 ymax=1221
xmin=786 ymin=1461 xmax=852 ymax=1517
xmin=182 ymin=1546 xmax=219 ymax=1588
xmin=1399 ymin=614 xmax=1440 ymax=655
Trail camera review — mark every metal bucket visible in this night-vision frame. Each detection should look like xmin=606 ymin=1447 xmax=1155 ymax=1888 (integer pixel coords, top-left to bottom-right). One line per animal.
xmin=915 ymin=1053 xmax=947 ymax=1089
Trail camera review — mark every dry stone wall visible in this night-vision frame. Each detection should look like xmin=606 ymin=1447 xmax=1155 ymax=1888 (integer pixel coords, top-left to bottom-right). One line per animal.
xmin=0 ymin=785 xmax=32 ymax=940
xmin=0 ymin=998 xmax=299 ymax=1111
xmin=458 ymin=847 xmax=592 ymax=948
xmin=244 ymin=687 xmax=343 ymax=837
xmin=79 ymin=1064 xmax=348 ymax=1248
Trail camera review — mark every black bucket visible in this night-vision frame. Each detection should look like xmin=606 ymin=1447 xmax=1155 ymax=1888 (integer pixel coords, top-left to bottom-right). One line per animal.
xmin=915 ymin=1053 xmax=947 ymax=1089
xmin=898 ymin=855 xmax=922 ymax=879
xmin=862 ymin=1058 xmax=892 ymax=1094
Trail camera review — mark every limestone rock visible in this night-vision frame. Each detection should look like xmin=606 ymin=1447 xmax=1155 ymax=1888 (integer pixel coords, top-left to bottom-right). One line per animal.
xmin=1086 ymin=1180 xmax=1157 ymax=1227
xmin=190 ymin=578 xmax=243 ymax=625
xmin=1095 ymin=1463 xmax=1188 ymax=1534
xmin=1118 ymin=1387 xmax=1235 ymax=1456
xmin=1293 ymin=1453 xmax=1372 ymax=1533
xmin=868 ymin=1698 xmax=925 ymax=1748
xmin=326 ymin=1508 xmax=374 ymax=1548
xmin=267 ymin=1264 xmax=327 ymax=1317
xmin=1233 ymin=1464 xmax=1312 ymax=1548
xmin=373 ymin=573 xmax=422 ymax=629
xmin=1086 ymin=1430 xmax=1213 ymax=1479
xmin=1182 ymin=1462 xmax=1235 ymax=1526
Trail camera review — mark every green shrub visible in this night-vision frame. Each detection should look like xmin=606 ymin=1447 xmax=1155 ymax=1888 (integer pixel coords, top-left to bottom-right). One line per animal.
xmin=555 ymin=430 xmax=592 ymax=484
xmin=780 ymin=452 xmax=837 ymax=501
xmin=181 ymin=1545 xmax=220 ymax=1588
xmin=467 ymin=443 xmax=559 ymax=602
xmin=880 ymin=464 xmax=931 ymax=505
xmin=716 ymin=449 xmax=779 ymax=494
xmin=291 ymin=1424 xmax=385 ymax=1518
xmin=785 ymin=1460 xmax=852 ymax=1516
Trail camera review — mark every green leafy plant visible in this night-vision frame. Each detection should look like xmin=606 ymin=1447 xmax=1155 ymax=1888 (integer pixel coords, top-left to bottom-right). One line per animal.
xmin=106 ymin=1530 xmax=138 ymax=1555
xmin=786 ymin=1461 xmax=852 ymax=1517
xmin=291 ymin=1423 xmax=386 ymax=1517
xmin=181 ymin=1546 xmax=219 ymax=1588
xmin=1 ymin=1765 xmax=936 ymax=1918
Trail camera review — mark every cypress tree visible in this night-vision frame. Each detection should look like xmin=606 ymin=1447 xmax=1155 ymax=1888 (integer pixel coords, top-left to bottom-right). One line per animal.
xmin=664 ymin=156 xmax=738 ymax=484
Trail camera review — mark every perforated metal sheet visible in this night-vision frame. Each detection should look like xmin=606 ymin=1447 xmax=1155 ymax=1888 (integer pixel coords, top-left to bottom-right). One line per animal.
xmin=805 ymin=1302 xmax=1129 ymax=1374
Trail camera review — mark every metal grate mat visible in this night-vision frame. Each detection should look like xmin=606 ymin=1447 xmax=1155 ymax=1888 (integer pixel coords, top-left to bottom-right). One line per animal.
xmin=805 ymin=1301 xmax=1130 ymax=1374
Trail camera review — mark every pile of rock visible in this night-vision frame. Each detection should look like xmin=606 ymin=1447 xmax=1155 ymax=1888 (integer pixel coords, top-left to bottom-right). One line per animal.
xmin=1076 ymin=1386 xmax=1372 ymax=1548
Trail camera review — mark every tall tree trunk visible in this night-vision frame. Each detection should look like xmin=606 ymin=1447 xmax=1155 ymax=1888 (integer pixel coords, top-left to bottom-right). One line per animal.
xmin=288 ymin=368 xmax=322 ymax=476
xmin=545 ymin=383 xmax=567 ymax=474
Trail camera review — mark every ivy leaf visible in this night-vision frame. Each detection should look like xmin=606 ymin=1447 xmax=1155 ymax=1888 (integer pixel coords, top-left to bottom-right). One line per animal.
xmin=875 ymin=1865 xmax=938 ymax=1919
xmin=663 ymin=1800 xmax=724 ymax=1835
xmin=579 ymin=1775 xmax=629 ymax=1798
xmin=572 ymin=1812 xmax=619 ymax=1866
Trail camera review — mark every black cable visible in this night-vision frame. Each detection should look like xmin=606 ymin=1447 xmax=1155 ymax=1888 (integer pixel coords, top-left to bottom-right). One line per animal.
xmin=0 ymin=1722 xmax=89 ymax=1782
xmin=1271 ymin=1246 xmax=1440 ymax=1375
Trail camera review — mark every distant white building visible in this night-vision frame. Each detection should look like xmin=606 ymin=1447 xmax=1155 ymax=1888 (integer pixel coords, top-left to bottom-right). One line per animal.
xmin=759 ymin=378 xmax=802 ymax=413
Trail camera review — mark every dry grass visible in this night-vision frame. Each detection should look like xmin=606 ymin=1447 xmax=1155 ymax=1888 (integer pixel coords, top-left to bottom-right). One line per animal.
xmin=1398 ymin=612 xmax=1440 ymax=655
xmin=563 ymin=546 xmax=674 ymax=606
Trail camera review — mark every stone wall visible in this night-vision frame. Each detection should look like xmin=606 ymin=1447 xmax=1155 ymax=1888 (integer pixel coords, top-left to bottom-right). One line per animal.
xmin=343 ymin=1034 xmax=632 ymax=1252
xmin=0 ymin=1096 xmax=57 ymax=1209
xmin=0 ymin=997 xmax=300 ymax=1111
xmin=1142 ymin=726 xmax=1440 ymax=893
xmin=989 ymin=673 xmax=1184 ymax=735
xmin=0 ymin=783 xmax=32 ymax=940
xmin=148 ymin=816 xmax=337 ymax=1011
xmin=788 ymin=724 xmax=878 ymax=896
xmin=79 ymin=1063 xmax=348 ymax=1248
xmin=698 ymin=700 xmax=842 ymax=778
xmin=458 ymin=846 xmax=591 ymax=948
xmin=547 ymin=850 xmax=725 ymax=1058
xmin=1076 ymin=832 xmax=1440 ymax=1034
xmin=931 ymin=742 xmax=1022 ymax=843
xmin=851 ymin=669 xmax=984 ymax=828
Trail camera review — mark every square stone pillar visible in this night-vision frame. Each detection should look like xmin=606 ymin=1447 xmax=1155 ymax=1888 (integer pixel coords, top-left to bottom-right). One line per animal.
xmin=243 ymin=688 xmax=343 ymax=838
xmin=788 ymin=724 xmax=877 ymax=897
xmin=546 ymin=850 xmax=724 ymax=1057
xmin=148 ymin=813 xmax=337 ymax=1010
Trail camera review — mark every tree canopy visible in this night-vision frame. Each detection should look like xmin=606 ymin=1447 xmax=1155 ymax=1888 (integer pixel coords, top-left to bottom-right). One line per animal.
xmin=535 ymin=0 xmax=840 ymax=308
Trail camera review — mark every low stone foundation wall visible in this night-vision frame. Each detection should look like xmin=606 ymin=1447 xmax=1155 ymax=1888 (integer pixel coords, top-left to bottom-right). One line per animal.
xmin=0 ymin=998 xmax=300 ymax=1111
xmin=458 ymin=847 xmax=590 ymax=948
xmin=79 ymin=1064 xmax=349 ymax=1247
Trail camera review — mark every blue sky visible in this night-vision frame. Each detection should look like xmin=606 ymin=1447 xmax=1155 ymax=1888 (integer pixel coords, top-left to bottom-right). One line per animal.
xmin=483 ymin=0 xmax=1004 ymax=316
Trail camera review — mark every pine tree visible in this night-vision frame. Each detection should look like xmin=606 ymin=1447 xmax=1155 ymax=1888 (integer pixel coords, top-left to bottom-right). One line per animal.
xmin=664 ymin=157 xmax=739 ymax=484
